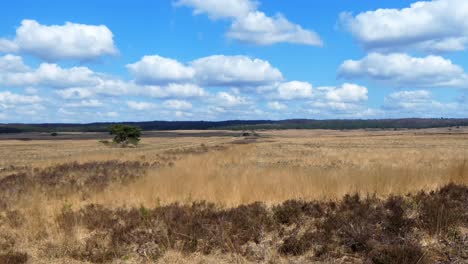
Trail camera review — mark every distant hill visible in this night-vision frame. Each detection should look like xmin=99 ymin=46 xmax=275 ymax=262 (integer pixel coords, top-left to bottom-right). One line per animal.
xmin=1 ymin=118 xmax=468 ymax=133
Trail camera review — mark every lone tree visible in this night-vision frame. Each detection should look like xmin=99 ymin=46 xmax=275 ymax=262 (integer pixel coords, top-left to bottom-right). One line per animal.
xmin=109 ymin=124 xmax=141 ymax=146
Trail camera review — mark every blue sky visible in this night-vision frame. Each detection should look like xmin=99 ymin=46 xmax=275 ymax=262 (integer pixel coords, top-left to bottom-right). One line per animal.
xmin=1 ymin=0 xmax=468 ymax=123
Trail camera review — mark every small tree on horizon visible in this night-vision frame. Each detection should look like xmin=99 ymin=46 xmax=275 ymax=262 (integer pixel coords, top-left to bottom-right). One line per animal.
xmin=109 ymin=124 xmax=141 ymax=146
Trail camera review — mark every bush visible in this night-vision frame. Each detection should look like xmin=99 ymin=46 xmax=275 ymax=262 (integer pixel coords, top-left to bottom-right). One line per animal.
xmin=0 ymin=252 xmax=28 ymax=264
xmin=109 ymin=125 xmax=141 ymax=146
xmin=369 ymin=243 xmax=426 ymax=264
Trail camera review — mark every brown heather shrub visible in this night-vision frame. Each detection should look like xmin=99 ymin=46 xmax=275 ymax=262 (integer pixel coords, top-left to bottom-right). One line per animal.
xmin=279 ymin=231 xmax=316 ymax=256
xmin=368 ymin=243 xmax=426 ymax=264
xmin=273 ymin=200 xmax=323 ymax=225
xmin=415 ymin=183 xmax=468 ymax=236
xmin=383 ymin=196 xmax=413 ymax=235
xmin=1 ymin=183 xmax=466 ymax=263
xmin=0 ymin=160 xmax=151 ymax=208
xmin=63 ymin=201 xmax=275 ymax=261
xmin=0 ymin=252 xmax=28 ymax=264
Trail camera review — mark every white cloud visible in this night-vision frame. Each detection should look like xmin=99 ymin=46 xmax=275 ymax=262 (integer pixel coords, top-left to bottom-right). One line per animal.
xmin=142 ymin=83 xmax=206 ymax=98
xmin=227 ymin=11 xmax=322 ymax=46
xmin=382 ymin=90 xmax=459 ymax=116
xmin=14 ymin=103 xmax=45 ymax=116
xmin=303 ymin=83 xmax=370 ymax=117
xmin=163 ymin=99 xmax=192 ymax=110
xmin=0 ymin=54 xmax=210 ymax=101
xmin=58 ymin=108 xmax=75 ymax=116
xmin=0 ymin=55 xmax=100 ymax=88
xmin=321 ymin=83 xmax=368 ymax=103
xmin=338 ymin=53 xmax=468 ymax=88
xmin=127 ymin=101 xmax=157 ymax=111
xmin=0 ymin=91 xmax=42 ymax=109
xmin=267 ymin=101 xmax=287 ymax=110
xmin=175 ymin=0 xmax=256 ymax=19
xmin=128 ymin=54 xmax=283 ymax=87
xmin=192 ymin=55 xmax=283 ymax=86
xmin=276 ymin=81 xmax=313 ymax=100
xmin=101 ymin=111 xmax=119 ymax=118
xmin=66 ymin=99 xmax=103 ymax=108
xmin=340 ymin=0 xmax=468 ymax=52
xmin=0 ymin=40 xmax=19 ymax=53
xmin=308 ymin=101 xmax=363 ymax=112
xmin=176 ymin=0 xmax=322 ymax=46
xmin=127 ymin=55 xmax=195 ymax=84
xmin=174 ymin=111 xmax=193 ymax=118
xmin=0 ymin=19 xmax=117 ymax=61
xmin=216 ymin=91 xmax=249 ymax=106
xmin=0 ymin=54 xmax=29 ymax=72
xmin=56 ymin=87 xmax=95 ymax=99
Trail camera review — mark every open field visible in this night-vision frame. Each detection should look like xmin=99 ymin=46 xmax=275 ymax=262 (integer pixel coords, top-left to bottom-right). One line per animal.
xmin=0 ymin=129 xmax=467 ymax=263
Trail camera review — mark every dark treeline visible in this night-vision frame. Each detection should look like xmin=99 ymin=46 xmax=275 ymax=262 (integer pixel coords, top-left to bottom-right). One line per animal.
xmin=1 ymin=118 xmax=468 ymax=133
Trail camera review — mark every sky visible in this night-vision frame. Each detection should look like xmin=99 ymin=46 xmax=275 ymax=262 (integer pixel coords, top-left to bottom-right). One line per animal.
xmin=1 ymin=0 xmax=468 ymax=123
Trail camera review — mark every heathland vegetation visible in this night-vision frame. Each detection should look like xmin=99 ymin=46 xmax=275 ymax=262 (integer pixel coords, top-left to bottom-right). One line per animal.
xmin=0 ymin=129 xmax=467 ymax=263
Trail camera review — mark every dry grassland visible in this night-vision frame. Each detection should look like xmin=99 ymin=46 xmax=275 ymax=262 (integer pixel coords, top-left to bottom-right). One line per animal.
xmin=0 ymin=129 xmax=467 ymax=263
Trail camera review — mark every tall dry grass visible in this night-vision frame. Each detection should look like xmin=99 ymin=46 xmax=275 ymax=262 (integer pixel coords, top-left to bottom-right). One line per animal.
xmin=83 ymin=144 xmax=468 ymax=207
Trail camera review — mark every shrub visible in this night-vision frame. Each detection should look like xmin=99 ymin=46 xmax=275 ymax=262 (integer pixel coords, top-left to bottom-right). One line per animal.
xmin=369 ymin=243 xmax=426 ymax=264
xmin=0 ymin=252 xmax=28 ymax=264
xmin=109 ymin=125 xmax=141 ymax=146
xmin=279 ymin=232 xmax=315 ymax=256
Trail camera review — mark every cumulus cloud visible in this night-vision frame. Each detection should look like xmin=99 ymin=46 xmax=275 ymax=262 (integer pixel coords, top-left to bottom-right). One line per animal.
xmin=128 ymin=54 xmax=283 ymax=87
xmin=0 ymin=54 xmax=208 ymax=101
xmin=91 ymin=111 xmax=119 ymax=119
xmin=267 ymin=101 xmax=287 ymax=110
xmin=320 ymin=83 xmax=368 ymax=103
xmin=340 ymin=0 xmax=468 ymax=52
xmin=175 ymin=0 xmax=256 ymax=19
xmin=216 ymin=91 xmax=249 ymax=106
xmin=192 ymin=55 xmax=283 ymax=86
xmin=383 ymin=90 xmax=432 ymax=109
xmin=0 ymin=91 xmax=42 ymax=109
xmin=163 ymin=99 xmax=192 ymax=110
xmin=338 ymin=53 xmax=468 ymax=88
xmin=0 ymin=19 xmax=117 ymax=61
xmin=0 ymin=55 xmax=100 ymax=88
xmin=308 ymin=101 xmax=362 ymax=112
xmin=176 ymin=0 xmax=322 ymax=46
xmin=227 ymin=11 xmax=322 ymax=46
xmin=56 ymin=87 xmax=95 ymax=99
xmin=275 ymin=81 xmax=313 ymax=100
xmin=127 ymin=55 xmax=195 ymax=84
xmin=304 ymin=83 xmax=370 ymax=116
xmin=127 ymin=101 xmax=157 ymax=111
xmin=66 ymin=99 xmax=103 ymax=108
xmin=0 ymin=54 xmax=29 ymax=72
xmin=382 ymin=90 xmax=460 ymax=116
xmin=142 ymin=83 xmax=207 ymax=98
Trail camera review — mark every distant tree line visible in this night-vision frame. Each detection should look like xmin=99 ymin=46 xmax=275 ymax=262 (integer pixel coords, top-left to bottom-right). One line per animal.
xmin=1 ymin=118 xmax=468 ymax=133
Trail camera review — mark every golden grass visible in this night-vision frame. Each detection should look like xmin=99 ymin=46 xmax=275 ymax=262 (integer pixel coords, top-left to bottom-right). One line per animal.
xmin=3 ymin=129 xmax=468 ymax=207
xmin=85 ymin=142 xmax=468 ymax=208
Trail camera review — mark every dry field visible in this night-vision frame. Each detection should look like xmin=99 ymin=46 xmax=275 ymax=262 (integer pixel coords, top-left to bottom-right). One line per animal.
xmin=0 ymin=129 xmax=467 ymax=263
